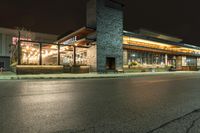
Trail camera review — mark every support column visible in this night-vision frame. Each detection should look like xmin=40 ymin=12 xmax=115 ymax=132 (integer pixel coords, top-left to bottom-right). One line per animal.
xmin=165 ymin=54 xmax=168 ymax=66
xmin=73 ymin=46 xmax=76 ymax=66
xmin=17 ymin=40 xmax=21 ymax=65
xmin=39 ymin=43 xmax=42 ymax=65
xmin=58 ymin=44 xmax=60 ymax=65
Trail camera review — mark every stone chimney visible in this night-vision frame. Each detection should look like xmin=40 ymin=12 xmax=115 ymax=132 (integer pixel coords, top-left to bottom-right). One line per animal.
xmin=86 ymin=0 xmax=124 ymax=72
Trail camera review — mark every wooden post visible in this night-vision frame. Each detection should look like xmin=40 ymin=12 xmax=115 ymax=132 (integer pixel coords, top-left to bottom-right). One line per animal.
xmin=58 ymin=44 xmax=60 ymax=65
xmin=73 ymin=46 xmax=76 ymax=66
xmin=39 ymin=43 xmax=42 ymax=65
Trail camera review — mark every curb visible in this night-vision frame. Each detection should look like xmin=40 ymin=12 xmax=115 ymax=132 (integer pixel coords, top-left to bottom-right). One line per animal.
xmin=0 ymin=72 xmax=199 ymax=80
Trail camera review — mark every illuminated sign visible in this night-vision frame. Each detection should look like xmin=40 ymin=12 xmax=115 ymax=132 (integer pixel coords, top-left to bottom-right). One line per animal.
xmin=63 ymin=36 xmax=77 ymax=45
xmin=12 ymin=37 xmax=31 ymax=45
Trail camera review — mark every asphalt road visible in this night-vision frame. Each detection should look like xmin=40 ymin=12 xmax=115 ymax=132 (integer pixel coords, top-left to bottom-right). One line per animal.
xmin=1 ymin=73 xmax=200 ymax=133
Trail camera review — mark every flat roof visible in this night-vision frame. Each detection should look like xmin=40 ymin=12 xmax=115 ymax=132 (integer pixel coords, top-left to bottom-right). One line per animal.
xmin=123 ymin=30 xmax=200 ymax=51
xmin=138 ymin=29 xmax=183 ymax=43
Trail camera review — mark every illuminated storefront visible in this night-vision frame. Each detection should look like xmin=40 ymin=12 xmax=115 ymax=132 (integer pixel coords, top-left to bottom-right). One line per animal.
xmin=12 ymin=28 xmax=200 ymax=74
xmin=122 ymin=31 xmax=200 ymax=71
xmin=10 ymin=0 xmax=200 ymax=74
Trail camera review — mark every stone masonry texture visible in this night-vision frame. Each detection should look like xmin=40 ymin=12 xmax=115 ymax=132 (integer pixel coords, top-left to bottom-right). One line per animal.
xmin=87 ymin=0 xmax=123 ymax=72
xmin=96 ymin=0 xmax=123 ymax=72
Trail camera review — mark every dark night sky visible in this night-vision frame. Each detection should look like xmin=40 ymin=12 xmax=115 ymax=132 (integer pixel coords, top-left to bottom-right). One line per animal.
xmin=0 ymin=0 xmax=200 ymax=45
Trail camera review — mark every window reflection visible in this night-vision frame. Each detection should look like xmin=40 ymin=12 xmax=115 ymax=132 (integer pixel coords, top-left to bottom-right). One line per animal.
xmin=187 ymin=57 xmax=197 ymax=66
xmin=19 ymin=42 xmax=89 ymax=66
xmin=21 ymin=42 xmax=40 ymax=65
xmin=127 ymin=50 xmax=165 ymax=66
xmin=60 ymin=45 xmax=88 ymax=66
xmin=60 ymin=45 xmax=73 ymax=65
xmin=42 ymin=44 xmax=58 ymax=65
xmin=76 ymin=48 xmax=88 ymax=65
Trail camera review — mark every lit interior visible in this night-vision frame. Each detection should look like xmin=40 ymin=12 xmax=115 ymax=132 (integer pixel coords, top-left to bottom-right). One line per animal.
xmin=123 ymin=36 xmax=200 ymax=55
xmin=20 ymin=41 xmax=89 ymax=65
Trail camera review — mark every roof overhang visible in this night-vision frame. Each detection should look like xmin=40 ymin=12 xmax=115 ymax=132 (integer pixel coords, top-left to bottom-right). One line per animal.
xmin=57 ymin=27 xmax=95 ymax=44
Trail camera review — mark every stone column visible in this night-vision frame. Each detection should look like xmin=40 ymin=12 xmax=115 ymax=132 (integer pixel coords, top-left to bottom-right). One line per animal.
xmin=96 ymin=0 xmax=124 ymax=72
xmin=86 ymin=0 xmax=124 ymax=72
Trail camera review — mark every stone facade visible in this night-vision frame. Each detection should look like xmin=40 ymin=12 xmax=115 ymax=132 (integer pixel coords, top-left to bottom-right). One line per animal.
xmin=87 ymin=0 xmax=124 ymax=72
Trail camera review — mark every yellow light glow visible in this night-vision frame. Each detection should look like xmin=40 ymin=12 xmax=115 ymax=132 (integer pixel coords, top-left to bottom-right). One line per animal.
xmin=51 ymin=45 xmax=57 ymax=49
xmin=123 ymin=36 xmax=200 ymax=55
xmin=26 ymin=46 xmax=30 ymax=50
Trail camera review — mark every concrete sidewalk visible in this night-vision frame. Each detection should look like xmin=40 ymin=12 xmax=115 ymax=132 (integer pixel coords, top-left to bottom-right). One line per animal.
xmin=0 ymin=71 xmax=200 ymax=80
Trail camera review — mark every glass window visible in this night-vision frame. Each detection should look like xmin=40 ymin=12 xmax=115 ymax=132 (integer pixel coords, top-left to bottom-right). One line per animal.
xmin=126 ymin=50 xmax=165 ymax=66
xmin=60 ymin=45 xmax=73 ymax=65
xmin=20 ymin=42 xmax=40 ymax=65
xmin=42 ymin=44 xmax=58 ymax=65
xmin=60 ymin=46 xmax=88 ymax=66
xmin=187 ymin=57 xmax=197 ymax=66
xmin=76 ymin=48 xmax=88 ymax=65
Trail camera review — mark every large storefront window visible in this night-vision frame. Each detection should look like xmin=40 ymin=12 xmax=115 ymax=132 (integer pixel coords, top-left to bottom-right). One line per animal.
xmin=60 ymin=45 xmax=88 ymax=66
xmin=76 ymin=48 xmax=88 ymax=65
xmin=42 ymin=44 xmax=58 ymax=65
xmin=127 ymin=50 xmax=165 ymax=66
xmin=60 ymin=45 xmax=73 ymax=65
xmin=187 ymin=57 xmax=197 ymax=66
xmin=21 ymin=42 xmax=40 ymax=65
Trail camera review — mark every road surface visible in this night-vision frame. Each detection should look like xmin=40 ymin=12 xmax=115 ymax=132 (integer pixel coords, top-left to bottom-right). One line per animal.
xmin=1 ymin=73 xmax=200 ymax=133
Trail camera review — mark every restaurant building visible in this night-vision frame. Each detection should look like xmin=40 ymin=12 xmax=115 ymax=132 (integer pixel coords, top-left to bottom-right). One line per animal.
xmin=8 ymin=0 xmax=200 ymax=73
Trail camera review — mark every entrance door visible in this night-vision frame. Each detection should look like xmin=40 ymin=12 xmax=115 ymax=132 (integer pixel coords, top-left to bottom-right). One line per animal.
xmin=106 ymin=57 xmax=116 ymax=70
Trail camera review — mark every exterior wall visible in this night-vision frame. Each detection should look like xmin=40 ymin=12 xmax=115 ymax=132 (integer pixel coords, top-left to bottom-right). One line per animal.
xmin=87 ymin=45 xmax=97 ymax=71
xmin=123 ymin=49 xmax=128 ymax=65
xmin=86 ymin=0 xmax=97 ymax=29
xmin=96 ymin=0 xmax=123 ymax=72
xmin=0 ymin=33 xmax=11 ymax=70
xmin=0 ymin=27 xmax=58 ymax=43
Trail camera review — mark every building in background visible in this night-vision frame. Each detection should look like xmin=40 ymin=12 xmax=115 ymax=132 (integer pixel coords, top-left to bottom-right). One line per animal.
xmin=0 ymin=27 xmax=58 ymax=70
